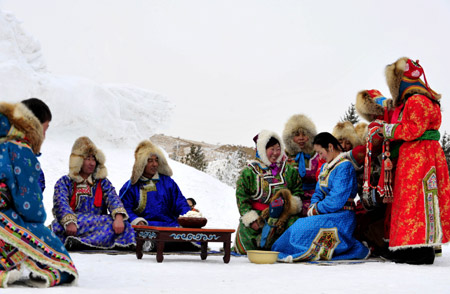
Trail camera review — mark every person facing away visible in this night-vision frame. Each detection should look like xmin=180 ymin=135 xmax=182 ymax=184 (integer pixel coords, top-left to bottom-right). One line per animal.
xmin=50 ymin=136 xmax=135 ymax=250
xmin=21 ymin=98 xmax=51 ymax=192
xmin=272 ymin=132 xmax=370 ymax=262
xmin=282 ymin=114 xmax=323 ymax=216
xmin=119 ymin=140 xmax=191 ymax=227
xmin=0 ymin=99 xmax=78 ymax=288
xmin=234 ymin=130 xmax=303 ymax=254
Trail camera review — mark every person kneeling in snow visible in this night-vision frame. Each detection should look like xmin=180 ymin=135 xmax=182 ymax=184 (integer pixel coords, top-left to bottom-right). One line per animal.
xmin=119 ymin=140 xmax=198 ymax=251
xmin=50 ymin=137 xmax=135 ymax=250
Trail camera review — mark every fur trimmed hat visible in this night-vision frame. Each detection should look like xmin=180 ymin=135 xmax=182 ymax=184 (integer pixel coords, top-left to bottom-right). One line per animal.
xmin=254 ymin=130 xmax=285 ymax=166
xmin=355 ymin=89 xmax=394 ymax=122
xmin=0 ymin=102 xmax=44 ymax=154
xmin=282 ymin=114 xmax=317 ymax=155
xmin=354 ymin=122 xmax=368 ymax=143
xmin=332 ymin=121 xmax=363 ymax=148
xmin=385 ymin=57 xmax=441 ymax=107
xmin=69 ymin=136 xmax=107 ymax=183
xmin=131 ymin=140 xmax=173 ymax=185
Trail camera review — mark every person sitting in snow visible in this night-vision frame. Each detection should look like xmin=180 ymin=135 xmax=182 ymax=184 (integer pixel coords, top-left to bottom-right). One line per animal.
xmin=234 ymin=130 xmax=303 ymax=254
xmin=0 ymin=99 xmax=78 ymax=287
xmin=50 ymin=136 xmax=135 ymax=250
xmin=119 ymin=140 xmax=198 ymax=251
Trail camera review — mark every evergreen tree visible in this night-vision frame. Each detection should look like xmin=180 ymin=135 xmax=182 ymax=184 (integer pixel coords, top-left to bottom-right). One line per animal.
xmin=441 ymin=131 xmax=450 ymax=174
xmin=170 ymin=141 xmax=181 ymax=161
xmin=181 ymin=144 xmax=207 ymax=171
xmin=340 ymin=103 xmax=360 ymax=124
xmin=206 ymin=150 xmax=247 ymax=187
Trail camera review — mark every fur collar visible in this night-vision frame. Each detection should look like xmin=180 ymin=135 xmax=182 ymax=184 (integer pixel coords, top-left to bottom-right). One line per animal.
xmin=131 ymin=140 xmax=172 ymax=185
xmin=69 ymin=136 xmax=107 ymax=183
xmin=282 ymin=114 xmax=316 ymax=155
xmin=0 ymin=102 xmax=43 ymax=154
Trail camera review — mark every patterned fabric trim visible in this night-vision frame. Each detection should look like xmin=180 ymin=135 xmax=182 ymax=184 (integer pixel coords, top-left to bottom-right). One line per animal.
xmin=135 ymin=181 xmax=157 ymax=215
xmin=24 ymin=258 xmax=61 ymax=287
xmin=248 ymin=160 xmax=287 ymax=202
xmin=60 ymin=214 xmax=77 ymax=229
xmin=111 ymin=207 xmax=129 ymax=221
xmin=292 ymin=227 xmax=341 ymax=261
xmin=342 ymin=198 xmax=356 ymax=211
xmin=423 ymin=167 xmax=443 ymax=244
xmin=318 ymin=155 xmax=347 ymax=188
xmin=0 ymin=214 xmax=77 ymax=279
xmin=382 ymin=123 xmax=398 ymax=140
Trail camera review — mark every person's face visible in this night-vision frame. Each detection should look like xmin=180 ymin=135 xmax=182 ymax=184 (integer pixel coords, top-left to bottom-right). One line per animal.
xmin=314 ymin=143 xmax=335 ymax=163
xmin=143 ymin=155 xmax=159 ymax=178
xmin=80 ymin=155 xmax=97 ymax=178
xmin=338 ymin=139 xmax=353 ymax=152
xmin=266 ymin=143 xmax=281 ymax=164
xmin=187 ymin=199 xmax=194 ymax=208
xmin=42 ymin=120 xmax=50 ymax=138
xmin=293 ymin=131 xmax=309 ymax=148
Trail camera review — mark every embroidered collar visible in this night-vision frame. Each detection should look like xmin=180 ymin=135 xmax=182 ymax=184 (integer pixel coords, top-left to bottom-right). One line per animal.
xmin=140 ymin=172 xmax=160 ymax=183
xmin=319 ymin=153 xmax=347 ymax=179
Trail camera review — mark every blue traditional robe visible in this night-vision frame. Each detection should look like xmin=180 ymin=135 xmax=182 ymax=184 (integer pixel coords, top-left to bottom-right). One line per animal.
xmin=0 ymin=112 xmax=78 ymax=287
xmin=272 ymin=154 xmax=370 ymax=262
xmin=51 ymin=176 xmax=136 ymax=249
xmin=119 ymin=173 xmax=191 ymax=227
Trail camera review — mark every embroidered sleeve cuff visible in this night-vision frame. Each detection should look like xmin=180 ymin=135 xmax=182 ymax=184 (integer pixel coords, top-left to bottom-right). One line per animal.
xmin=240 ymin=210 xmax=259 ymax=227
xmin=382 ymin=123 xmax=398 ymax=140
xmin=61 ymin=214 xmax=78 ymax=229
xmin=131 ymin=217 xmax=148 ymax=226
xmin=111 ymin=207 xmax=129 ymax=221
xmin=307 ymin=203 xmax=319 ymax=216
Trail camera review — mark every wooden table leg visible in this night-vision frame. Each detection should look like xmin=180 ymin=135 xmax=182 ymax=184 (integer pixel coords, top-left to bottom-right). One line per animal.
xmin=156 ymin=241 xmax=165 ymax=263
xmin=136 ymin=238 xmax=144 ymax=260
xmin=200 ymin=242 xmax=208 ymax=260
xmin=223 ymin=239 xmax=231 ymax=264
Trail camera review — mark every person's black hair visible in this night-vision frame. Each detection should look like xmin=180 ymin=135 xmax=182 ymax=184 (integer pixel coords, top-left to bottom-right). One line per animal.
xmin=21 ymin=98 xmax=52 ymax=123
xmin=313 ymin=132 xmax=344 ymax=152
xmin=187 ymin=198 xmax=196 ymax=206
xmin=266 ymin=137 xmax=280 ymax=149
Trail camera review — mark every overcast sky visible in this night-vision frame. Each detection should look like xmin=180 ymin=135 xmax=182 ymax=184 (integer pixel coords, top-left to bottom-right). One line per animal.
xmin=1 ymin=0 xmax=450 ymax=146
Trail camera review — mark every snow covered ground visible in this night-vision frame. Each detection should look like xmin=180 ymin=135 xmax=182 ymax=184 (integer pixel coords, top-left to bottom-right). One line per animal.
xmin=1 ymin=6 xmax=450 ymax=293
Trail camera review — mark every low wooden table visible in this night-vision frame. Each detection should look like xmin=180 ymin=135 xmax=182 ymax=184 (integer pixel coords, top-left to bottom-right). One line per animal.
xmin=133 ymin=225 xmax=235 ymax=263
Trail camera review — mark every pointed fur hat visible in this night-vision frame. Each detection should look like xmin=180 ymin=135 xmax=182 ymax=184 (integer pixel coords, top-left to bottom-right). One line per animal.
xmin=385 ymin=57 xmax=441 ymax=107
xmin=69 ymin=136 xmax=107 ymax=183
xmin=282 ymin=114 xmax=317 ymax=155
xmin=131 ymin=140 xmax=173 ymax=185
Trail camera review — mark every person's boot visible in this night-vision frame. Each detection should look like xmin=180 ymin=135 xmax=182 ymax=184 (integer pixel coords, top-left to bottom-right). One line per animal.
xmin=404 ymin=247 xmax=435 ymax=265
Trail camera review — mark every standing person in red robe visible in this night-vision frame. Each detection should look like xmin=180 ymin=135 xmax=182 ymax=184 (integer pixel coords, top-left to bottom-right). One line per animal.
xmin=355 ymin=57 xmax=450 ymax=264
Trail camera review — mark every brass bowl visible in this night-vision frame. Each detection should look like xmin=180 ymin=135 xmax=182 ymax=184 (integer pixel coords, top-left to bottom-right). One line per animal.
xmin=247 ymin=250 xmax=279 ymax=264
xmin=177 ymin=217 xmax=208 ymax=228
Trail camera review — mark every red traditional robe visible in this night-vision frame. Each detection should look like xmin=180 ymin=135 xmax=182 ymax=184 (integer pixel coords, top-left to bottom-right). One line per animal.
xmin=383 ymin=94 xmax=450 ymax=249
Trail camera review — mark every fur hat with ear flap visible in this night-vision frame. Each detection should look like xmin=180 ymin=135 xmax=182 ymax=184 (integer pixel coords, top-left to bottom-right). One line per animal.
xmin=0 ymin=102 xmax=44 ymax=155
xmin=69 ymin=136 xmax=107 ymax=183
xmin=385 ymin=57 xmax=441 ymax=107
xmin=355 ymin=89 xmax=394 ymax=122
xmin=282 ymin=114 xmax=317 ymax=155
xmin=131 ymin=140 xmax=173 ymax=185
xmin=253 ymin=130 xmax=285 ymax=166
xmin=354 ymin=122 xmax=368 ymax=144
xmin=332 ymin=121 xmax=364 ymax=148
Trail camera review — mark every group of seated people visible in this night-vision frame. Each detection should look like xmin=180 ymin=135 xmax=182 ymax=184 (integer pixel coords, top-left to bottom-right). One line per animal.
xmin=1 ymin=56 xmax=450 ymax=288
